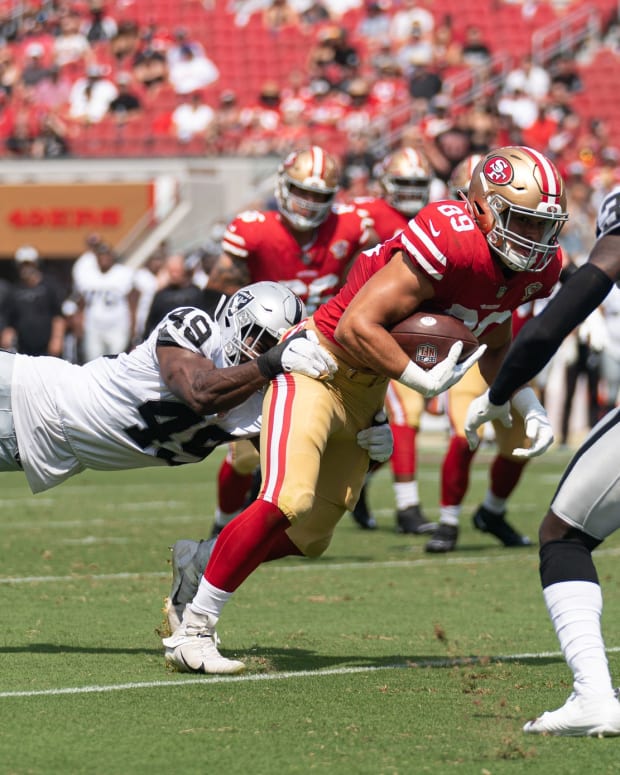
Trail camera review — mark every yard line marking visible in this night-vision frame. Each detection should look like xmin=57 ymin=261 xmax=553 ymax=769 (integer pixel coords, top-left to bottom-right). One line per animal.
xmin=3 ymin=647 xmax=620 ymax=698
xmin=3 ymin=546 xmax=620 ymax=584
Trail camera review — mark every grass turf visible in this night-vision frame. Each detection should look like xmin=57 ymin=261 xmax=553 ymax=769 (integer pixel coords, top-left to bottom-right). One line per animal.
xmin=2 ymin=440 xmax=620 ymax=774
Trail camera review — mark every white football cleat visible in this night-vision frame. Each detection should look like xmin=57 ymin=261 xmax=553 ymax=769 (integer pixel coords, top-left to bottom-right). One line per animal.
xmin=163 ymin=606 xmax=245 ymax=675
xmin=523 ymin=693 xmax=620 ymax=737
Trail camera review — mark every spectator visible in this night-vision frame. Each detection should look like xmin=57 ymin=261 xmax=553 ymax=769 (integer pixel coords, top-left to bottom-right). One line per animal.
xmin=81 ymin=0 xmax=118 ymax=43
xmin=407 ymin=61 xmax=443 ymax=109
xmin=30 ymin=113 xmax=70 ymax=158
xmin=168 ymin=44 xmax=219 ymax=96
xmin=20 ymin=42 xmax=50 ymax=86
xmin=171 ymin=90 xmax=215 ymax=143
xmin=262 ymin=0 xmax=300 ymax=31
xmin=389 ymin=0 xmax=435 ymax=47
xmin=503 ymin=54 xmax=551 ymax=101
xmin=34 ymin=64 xmax=72 ymax=113
xmin=550 ymin=53 xmax=582 ymax=93
xmin=107 ymin=71 xmax=142 ymax=123
xmin=110 ymin=19 xmax=141 ymax=67
xmin=166 ymin=27 xmax=206 ymax=68
xmin=143 ymin=253 xmax=209 ymax=338
xmin=497 ymin=86 xmax=539 ymax=132
xmin=355 ymin=2 xmax=391 ymax=51
xmin=299 ymin=0 xmax=331 ymax=27
xmin=73 ymin=242 xmax=137 ymax=362
xmin=396 ymin=22 xmax=435 ymax=75
xmin=1 ymin=246 xmax=66 ymax=357
xmin=461 ymin=25 xmax=492 ymax=69
xmin=68 ymin=64 xmax=118 ymax=124
xmin=52 ymin=9 xmax=92 ymax=70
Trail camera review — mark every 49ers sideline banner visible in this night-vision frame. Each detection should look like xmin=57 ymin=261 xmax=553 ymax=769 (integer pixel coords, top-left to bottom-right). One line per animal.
xmin=0 ymin=182 xmax=154 ymax=258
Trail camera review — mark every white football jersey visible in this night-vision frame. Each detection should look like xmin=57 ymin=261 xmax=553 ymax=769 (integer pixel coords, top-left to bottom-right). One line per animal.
xmin=11 ymin=307 xmax=263 ymax=493
xmin=74 ymin=261 xmax=135 ymax=331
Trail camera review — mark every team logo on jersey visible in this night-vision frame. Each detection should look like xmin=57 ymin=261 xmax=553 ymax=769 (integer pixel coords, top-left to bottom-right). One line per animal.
xmin=330 ymin=240 xmax=349 ymax=260
xmin=522 ymin=282 xmax=543 ymax=300
xmin=416 ymin=343 xmax=439 ymax=366
xmin=484 ymin=157 xmax=513 ymax=185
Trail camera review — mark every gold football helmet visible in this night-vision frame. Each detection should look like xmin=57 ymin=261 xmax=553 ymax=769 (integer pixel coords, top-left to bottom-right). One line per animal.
xmin=378 ymin=146 xmax=433 ymax=216
xmin=448 ymin=153 xmax=483 ymax=198
xmin=275 ymin=146 xmax=340 ymax=231
xmin=468 ymin=146 xmax=568 ymax=272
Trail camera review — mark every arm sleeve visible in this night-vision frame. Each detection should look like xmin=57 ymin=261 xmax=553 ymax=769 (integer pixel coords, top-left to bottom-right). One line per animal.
xmin=488 ymin=262 xmax=614 ymax=405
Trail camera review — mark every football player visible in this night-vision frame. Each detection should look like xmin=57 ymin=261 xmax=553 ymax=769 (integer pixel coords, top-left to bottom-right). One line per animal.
xmin=426 ymin=153 xmax=538 ymax=553
xmin=207 ymin=145 xmax=377 ymax=537
xmin=162 ymin=145 xmax=564 ymax=675
xmin=0 ymin=282 xmax=340 ymax=494
xmin=351 ymin=146 xmax=439 ymax=533
xmin=464 ymin=186 xmax=620 ymax=737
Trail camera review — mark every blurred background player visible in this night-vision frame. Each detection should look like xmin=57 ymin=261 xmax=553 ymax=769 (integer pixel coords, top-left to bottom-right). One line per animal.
xmin=425 ymin=152 xmax=558 ymax=553
xmin=207 ymin=145 xmax=376 ymax=536
xmin=349 ymin=145 xmax=439 ymax=533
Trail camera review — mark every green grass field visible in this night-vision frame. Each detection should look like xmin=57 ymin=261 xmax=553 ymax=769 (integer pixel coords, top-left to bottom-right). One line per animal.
xmin=2 ymin=438 xmax=620 ymax=775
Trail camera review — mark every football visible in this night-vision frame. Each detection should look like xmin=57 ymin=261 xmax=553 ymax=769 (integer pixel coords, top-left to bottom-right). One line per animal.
xmin=390 ymin=311 xmax=479 ymax=371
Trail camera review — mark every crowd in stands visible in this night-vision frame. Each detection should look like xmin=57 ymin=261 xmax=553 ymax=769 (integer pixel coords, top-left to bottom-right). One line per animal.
xmin=0 ymin=0 xmax=618 ymax=180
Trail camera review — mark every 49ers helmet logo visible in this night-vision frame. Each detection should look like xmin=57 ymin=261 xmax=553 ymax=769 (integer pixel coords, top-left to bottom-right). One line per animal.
xmin=483 ymin=156 xmax=513 ymax=185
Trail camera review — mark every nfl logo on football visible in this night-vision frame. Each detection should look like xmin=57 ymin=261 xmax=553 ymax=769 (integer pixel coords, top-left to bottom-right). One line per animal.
xmin=416 ymin=343 xmax=438 ymax=366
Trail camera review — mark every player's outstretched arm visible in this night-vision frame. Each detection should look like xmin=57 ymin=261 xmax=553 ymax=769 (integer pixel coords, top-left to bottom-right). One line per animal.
xmin=158 ymin=332 xmax=337 ymax=415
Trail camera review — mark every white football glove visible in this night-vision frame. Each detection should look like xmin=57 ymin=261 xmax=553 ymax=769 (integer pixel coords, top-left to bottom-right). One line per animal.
xmin=510 ymin=387 xmax=554 ymax=458
xmin=280 ymin=330 xmax=338 ymax=380
xmin=356 ymin=410 xmax=393 ymax=463
xmin=464 ymin=390 xmax=512 ymax=451
xmin=398 ymin=342 xmax=487 ymax=399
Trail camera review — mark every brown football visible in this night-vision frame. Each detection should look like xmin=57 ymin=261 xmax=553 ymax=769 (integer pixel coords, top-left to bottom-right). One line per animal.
xmin=390 ymin=312 xmax=479 ymax=371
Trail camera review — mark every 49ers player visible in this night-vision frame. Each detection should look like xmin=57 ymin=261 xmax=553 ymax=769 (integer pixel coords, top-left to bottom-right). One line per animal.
xmin=207 ymin=146 xmax=376 ymax=537
xmin=351 ymin=146 xmax=439 ymax=534
xmin=426 ymin=153 xmax=556 ymax=553
xmin=163 ymin=146 xmax=566 ymax=675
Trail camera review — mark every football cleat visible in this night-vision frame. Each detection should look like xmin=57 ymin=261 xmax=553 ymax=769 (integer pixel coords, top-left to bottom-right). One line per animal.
xmin=523 ymin=693 xmax=620 ymax=737
xmin=351 ymin=484 xmax=377 ymax=530
xmin=166 ymin=538 xmax=217 ymax=632
xmin=163 ymin=607 xmax=245 ymax=675
xmin=472 ymin=505 xmax=531 ymax=547
xmin=425 ymin=523 xmax=459 ymax=553
xmin=396 ymin=505 xmax=437 ymax=535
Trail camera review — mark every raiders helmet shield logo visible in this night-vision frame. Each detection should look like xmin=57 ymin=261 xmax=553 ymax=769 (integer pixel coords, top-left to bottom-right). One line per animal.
xmin=227 ymin=289 xmax=254 ymax=313
xmin=484 ymin=156 xmax=513 ymax=185
xmin=416 ymin=342 xmax=439 ymax=366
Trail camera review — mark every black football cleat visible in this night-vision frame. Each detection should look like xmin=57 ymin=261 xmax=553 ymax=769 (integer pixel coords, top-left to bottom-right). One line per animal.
xmin=396 ymin=504 xmax=437 ymax=534
xmin=351 ymin=485 xmax=377 ymax=530
xmin=472 ymin=505 xmax=532 ymax=547
xmin=425 ymin=523 xmax=459 ymax=553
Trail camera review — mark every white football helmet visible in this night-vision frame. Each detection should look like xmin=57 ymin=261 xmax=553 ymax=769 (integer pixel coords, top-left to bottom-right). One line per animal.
xmin=468 ymin=146 xmax=568 ymax=272
xmin=378 ymin=146 xmax=433 ymax=216
xmin=448 ymin=153 xmax=483 ymax=199
xmin=275 ymin=146 xmax=340 ymax=231
xmin=218 ymin=281 xmax=306 ymax=366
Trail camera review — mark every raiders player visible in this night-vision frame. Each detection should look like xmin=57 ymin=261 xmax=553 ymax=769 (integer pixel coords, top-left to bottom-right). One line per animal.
xmin=162 ymin=146 xmax=563 ymax=676
xmin=465 ymin=186 xmax=620 ymax=737
xmin=0 ymin=282 xmax=339 ymax=493
xmin=207 ymin=145 xmax=377 ymax=538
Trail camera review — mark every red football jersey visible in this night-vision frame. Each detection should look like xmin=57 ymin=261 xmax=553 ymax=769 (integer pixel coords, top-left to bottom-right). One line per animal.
xmin=315 ymin=199 xmax=562 ymax=343
xmin=353 ymin=197 xmax=408 ymax=242
xmin=221 ymin=206 xmax=373 ymax=312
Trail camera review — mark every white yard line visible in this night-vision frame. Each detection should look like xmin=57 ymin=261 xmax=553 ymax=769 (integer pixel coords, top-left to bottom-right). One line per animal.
xmin=2 ymin=546 xmax=620 ymax=585
xmin=3 ymin=647 xmax=620 ymax=699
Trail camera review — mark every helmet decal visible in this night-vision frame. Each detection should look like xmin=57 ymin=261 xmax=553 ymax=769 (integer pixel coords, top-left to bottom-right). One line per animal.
xmin=483 ymin=156 xmax=513 ymax=185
